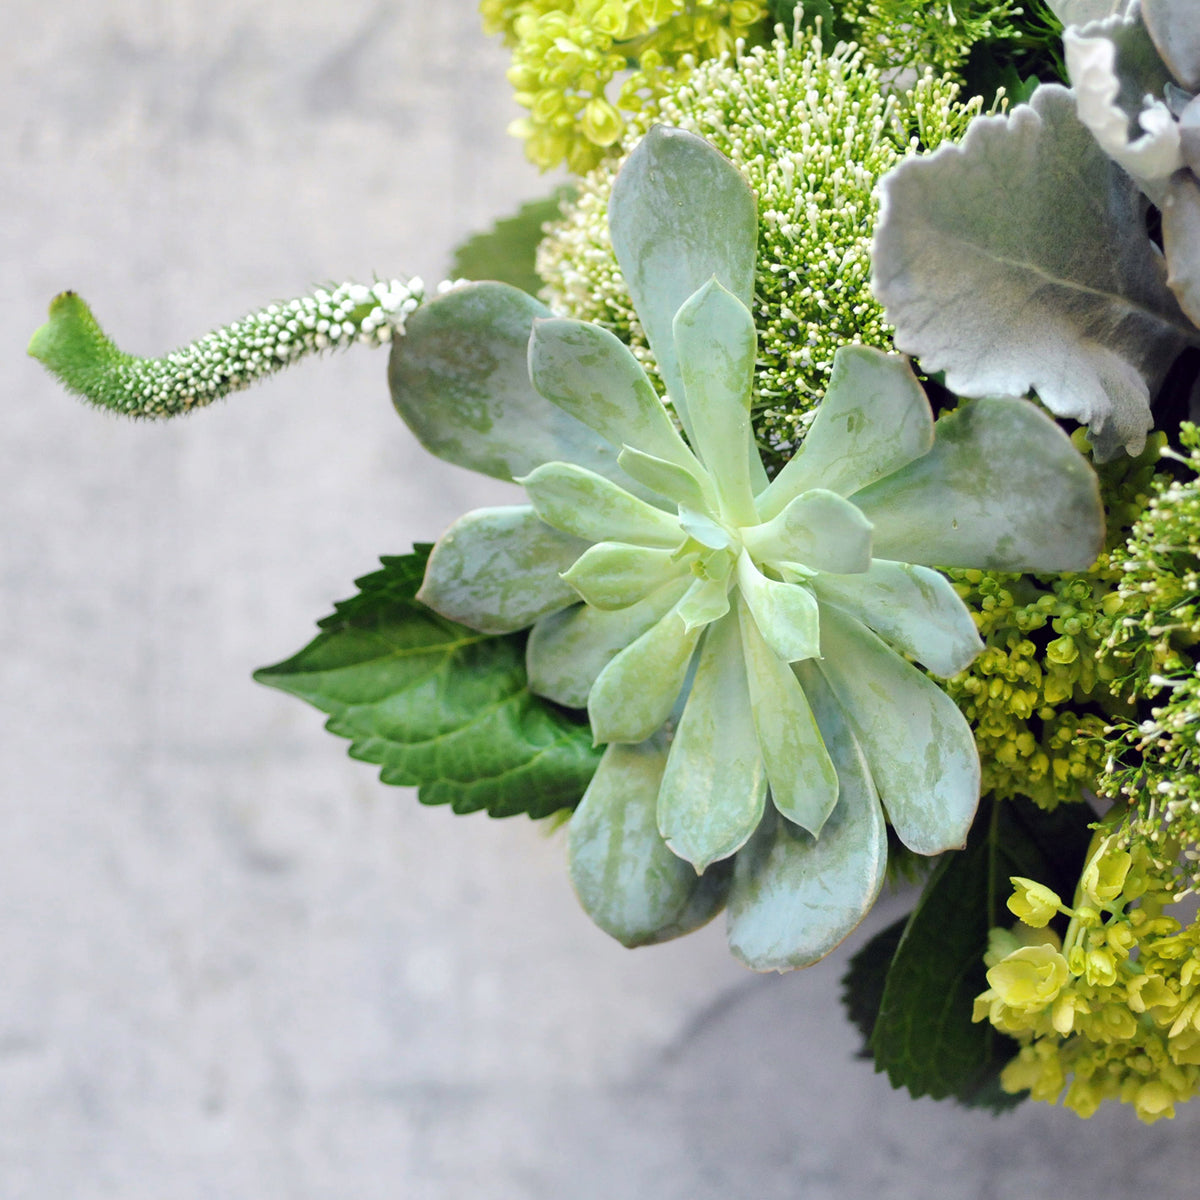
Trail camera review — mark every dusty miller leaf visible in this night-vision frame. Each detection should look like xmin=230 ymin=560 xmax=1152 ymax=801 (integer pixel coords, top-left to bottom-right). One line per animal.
xmin=255 ymin=548 xmax=602 ymax=818
xmin=873 ymin=83 xmax=1198 ymax=459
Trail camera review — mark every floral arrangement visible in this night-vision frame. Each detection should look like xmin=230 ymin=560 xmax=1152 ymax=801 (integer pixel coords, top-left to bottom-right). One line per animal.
xmin=29 ymin=0 xmax=1200 ymax=1123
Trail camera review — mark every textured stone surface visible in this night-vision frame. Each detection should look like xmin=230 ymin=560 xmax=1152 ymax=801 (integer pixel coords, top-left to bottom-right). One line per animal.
xmin=7 ymin=2 xmax=1200 ymax=1196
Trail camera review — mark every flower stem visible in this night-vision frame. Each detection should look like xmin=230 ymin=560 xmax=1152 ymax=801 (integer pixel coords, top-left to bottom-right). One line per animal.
xmin=28 ymin=278 xmax=426 ymax=419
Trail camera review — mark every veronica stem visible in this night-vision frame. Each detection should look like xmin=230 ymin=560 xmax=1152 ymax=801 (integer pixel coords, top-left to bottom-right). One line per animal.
xmin=28 ymin=277 xmax=427 ymax=419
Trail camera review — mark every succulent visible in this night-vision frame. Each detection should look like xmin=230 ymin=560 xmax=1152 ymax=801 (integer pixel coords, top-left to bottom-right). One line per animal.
xmin=389 ymin=125 xmax=1104 ymax=969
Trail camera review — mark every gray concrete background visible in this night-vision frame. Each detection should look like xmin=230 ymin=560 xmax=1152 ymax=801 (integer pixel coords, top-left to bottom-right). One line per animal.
xmin=6 ymin=3 xmax=1200 ymax=1197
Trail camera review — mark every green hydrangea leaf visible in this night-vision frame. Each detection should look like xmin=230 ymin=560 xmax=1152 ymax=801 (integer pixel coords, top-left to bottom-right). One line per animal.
xmin=840 ymin=917 xmax=907 ymax=1054
xmin=873 ymin=84 xmax=1198 ymax=459
xmin=852 ymin=397 xmax=1105 ymax=574
xmin=608 ymin=126 xmax=757 ymax=447
xmin=448 ymin=189 xmax=574 ymax=297
xmin=568 ymin=737 xmax=733 ymax=947
xmin=254 ymin=548 xmax=602 ymax=818
xmin=388 ymin=281 xmax=622 ymax=483
xmin=863 ymin=795 xmax=1096 ymax=1108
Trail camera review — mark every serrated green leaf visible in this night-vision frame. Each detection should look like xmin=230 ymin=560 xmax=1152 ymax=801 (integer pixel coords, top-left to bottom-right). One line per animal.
xmin=448 ymin=190 xmax=573 ymax=297
xmin=255 ymin=549 xmax=602 ymax=818
xmin=865 ymin=795 xmax=1095 ymax=1110
xmin=841 ymin=917 xmax=907 ymax=1055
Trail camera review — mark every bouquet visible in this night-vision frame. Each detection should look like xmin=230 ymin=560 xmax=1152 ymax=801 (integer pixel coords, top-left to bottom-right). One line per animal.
xmin=30 ymin=0 xmax=1200 ymax=1124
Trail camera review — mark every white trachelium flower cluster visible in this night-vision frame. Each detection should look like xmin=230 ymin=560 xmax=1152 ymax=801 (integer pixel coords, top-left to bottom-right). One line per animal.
xmin=536 ymin=26 xmax=982 ymax=468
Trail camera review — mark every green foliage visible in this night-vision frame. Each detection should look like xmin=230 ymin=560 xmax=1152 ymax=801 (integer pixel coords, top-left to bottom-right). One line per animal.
xmin=840 ymin=0 xmax=1065 ymax=89
xmin=449 ymin=190 xmax=575 ymax=297
xmin=254 ymin=547 xmax=602 ymax=819
xmin=852 ymin=796 xmax=1095 ymax=1109
xmin=841 ymin=917 xmax=905 ymax=1054
xmin=29 ymin=280 xmax=424 ymax=418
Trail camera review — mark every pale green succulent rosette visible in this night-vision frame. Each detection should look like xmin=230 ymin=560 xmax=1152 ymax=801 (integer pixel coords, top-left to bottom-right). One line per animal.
xmin=389 ymin=126 xmax=1106 ymax=970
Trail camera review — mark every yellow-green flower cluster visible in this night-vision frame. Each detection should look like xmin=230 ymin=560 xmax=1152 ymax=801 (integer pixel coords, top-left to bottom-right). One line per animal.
xmin=537 ymin=26 xmax=981 ymax=467
xmin=479 ymin=0 xmax=768 ymax=172
xmin=1099 ymin=425 xmax=1200 ymax=894
xmin=939 ymin=438 xmax=1161 ymax=811
xmin=975 ymin=835 xmax=1200 ymax=1123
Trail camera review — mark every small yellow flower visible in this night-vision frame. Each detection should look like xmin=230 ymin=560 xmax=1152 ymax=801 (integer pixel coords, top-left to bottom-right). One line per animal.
xmin=1081 ymin=837 xmax=1133 ymax=906
xmin=987 ymin=943 xmax=1070 ymax=1012
xmin=1007 ymin=876 xmax=1063 ymax=928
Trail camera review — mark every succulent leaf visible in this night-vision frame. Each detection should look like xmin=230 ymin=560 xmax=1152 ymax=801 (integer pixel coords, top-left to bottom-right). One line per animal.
xmin=608 ymin=126 xmax=758 ymax=445
xmin=657 ymin=612 xmax=768 ymax=871
xmin=734 ymin=553 xmax=821 ymax=664
xmin=588 ymin=604 xmax=703 ymax=744
xmin=812 ymin=561 xmax=984 ymax=678
xmin=527 ymin=316 xmax=698 ymax=470
xmin=852 ymin=396 xmax=1105 ymax=573
xmin=568 ymin=737 xmax=732 ymax=948
xmin=727 ymin=665 xmax=887 ymax=971
xmin=741 ymin=488 xmax=874 ymax=576
xmin=616 ymin=445 xmax=714 ymax=512
xmin=673 ymin=277 xmax=761 ymax=523
xmin=389 ymin=282 xmax=624 ymax=483
xmin=561 ymin=543 xmax=685 ymax=610
xmin=817 ymin=606 xmax=981 ymax=856
xmin=758 ymin=347 xmax=935 ymax=518
xmin=417 ymin=506 xmax=587 ymax=635
xmin=526 ymin=578 xmax=691 ymax=708
xmin=738 ymin=600 xmax=839 ymax=837
xmin=518 ymin=461 xmax=682 ymax=546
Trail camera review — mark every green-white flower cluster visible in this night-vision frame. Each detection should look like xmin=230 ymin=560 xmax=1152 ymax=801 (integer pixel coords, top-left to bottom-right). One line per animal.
xmin=536 ymin=23 xmax=982 ymax=466
xmin=391 ymin=126 xmax=1104 ymax=967
xmin=1101 ymin=424 xmax=1200 ymax=894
